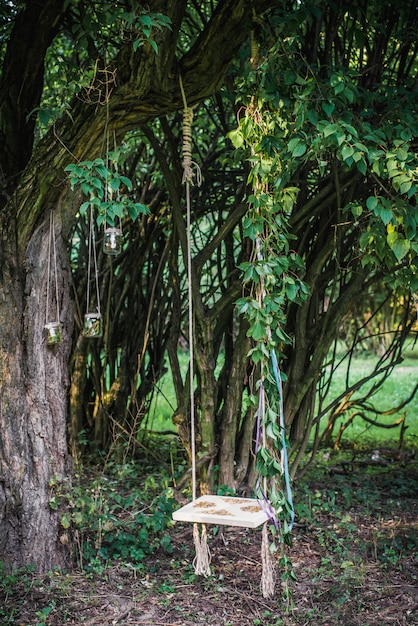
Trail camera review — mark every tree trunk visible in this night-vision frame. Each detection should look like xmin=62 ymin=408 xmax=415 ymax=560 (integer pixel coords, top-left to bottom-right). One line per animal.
xmin=0 ymin=208 xmax=73 ymax=571
xmin=218 ymin=315 xmax=251 ymax=488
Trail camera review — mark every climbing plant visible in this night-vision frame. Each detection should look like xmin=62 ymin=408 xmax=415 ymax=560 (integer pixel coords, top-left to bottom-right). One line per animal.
xmin=221 ymin=0 xmax=418 ymax=594
xmin=65 ymin=152 xmax=149 ymax=226
xmin=230 ymin=95 xmax=308 ymax=602
xmin=228 ymin=0 xmax=418 ymax=475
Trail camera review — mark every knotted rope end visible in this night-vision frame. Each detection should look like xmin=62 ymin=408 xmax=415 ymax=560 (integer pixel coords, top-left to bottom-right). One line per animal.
xmin=192 ymin=522 xmax=212 ymax=577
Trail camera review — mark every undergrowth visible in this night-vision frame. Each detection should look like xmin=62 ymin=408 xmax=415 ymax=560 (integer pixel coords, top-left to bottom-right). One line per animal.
xmin=48 ymin=436 xmax=182 ymax=575
xmin=1 ymin=439 xmax=417 ymax=625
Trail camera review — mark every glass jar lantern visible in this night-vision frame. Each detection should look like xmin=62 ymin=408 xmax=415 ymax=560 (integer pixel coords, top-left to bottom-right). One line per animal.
xmin=103 ymin=227 xmax=122 ymax=256
xmin=83 ymin=313 xmax=103 ymax=338
xmin=45 ymin=322 xmax=62 ymax=346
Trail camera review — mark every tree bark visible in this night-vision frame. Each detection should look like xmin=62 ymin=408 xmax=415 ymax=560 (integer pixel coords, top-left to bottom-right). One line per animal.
xmin=0 ymin=0 xmax=65 ymax=181
xmin=218 ymin=315 xmax=251 ymax=488
xmin=0 ymin=207 xmax=73 ymax=572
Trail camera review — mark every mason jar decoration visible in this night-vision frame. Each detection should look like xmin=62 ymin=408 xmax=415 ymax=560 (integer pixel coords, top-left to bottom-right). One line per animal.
xmin=44 ymin=322 xmax=62 ymax=346
xmin=45 ymin=211 xmax=62 ymax=346
xmin=103 ymin=226 xmax=122 ymax=256
xmin=83 ymin=312 xmax=103 ymax=338
xmin=83 ymin=206 xmax=103 ymax=339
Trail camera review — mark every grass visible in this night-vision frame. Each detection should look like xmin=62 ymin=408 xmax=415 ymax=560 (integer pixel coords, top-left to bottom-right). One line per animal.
xmin=147 ymin=370 xmax=179 ymax=432
xmin=321 ymin=347 xmax=418 ymax=443
xmin=149 ymin=343 xmax=418 ymax=443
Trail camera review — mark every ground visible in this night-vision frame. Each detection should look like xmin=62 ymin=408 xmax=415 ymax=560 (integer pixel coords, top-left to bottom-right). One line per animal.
xmin=2 ymin=445 xmax=418 ymax=625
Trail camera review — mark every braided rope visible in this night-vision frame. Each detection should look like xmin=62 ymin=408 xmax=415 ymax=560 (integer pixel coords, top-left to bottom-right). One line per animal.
xmin=46 ymin=211 xmax=61 ymax=324
xmin=180 ymin=75 xmax=202 ymax=187
xmin=182 ymin=106 xmax=202 ymax=186
xmin=179 ymin=76 xmax=210 ymax=577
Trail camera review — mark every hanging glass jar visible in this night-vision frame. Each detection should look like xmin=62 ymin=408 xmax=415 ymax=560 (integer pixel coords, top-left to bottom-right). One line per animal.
xmin=84 ymin=205 xmax=103 ymax=339
xmin=83 ymin=312 xmax=103 ymax=338
xmin=103 ymin=226 xmax=122 ymax=255
xmin=45 ymin=211 xmax=62 ymax=347
xmin=44 ymin=321 xmax=62 ymax=346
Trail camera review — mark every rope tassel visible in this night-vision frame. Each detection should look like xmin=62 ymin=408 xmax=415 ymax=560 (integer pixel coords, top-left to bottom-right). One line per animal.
xmin=192 ymin=523 xmax=211 ymax=577
xmin=261 ymin=522 xmax=276 ymax=599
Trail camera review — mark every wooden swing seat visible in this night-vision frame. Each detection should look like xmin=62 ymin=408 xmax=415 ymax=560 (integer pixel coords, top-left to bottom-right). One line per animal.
xmin=172 ymin=495 xmax=269 ymax=528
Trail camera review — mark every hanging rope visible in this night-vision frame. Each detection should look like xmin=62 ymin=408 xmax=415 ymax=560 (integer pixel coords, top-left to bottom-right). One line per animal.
xmin=46 ymin=211 xmax=60 ymax=325
xmin=86 ymin=205 xmax=101 ymax=317
xmin=103 ymin=130 xmax=123 ymax=234
xmin=179 ymin=75 xmax=210 ymax=576
xmin=261 ymin=521 xmax=275 ymax=598
xmin=180 ymin=78 xmax=202 ymax=188
xmin=254 ymin=379 xmax=277 ymax=598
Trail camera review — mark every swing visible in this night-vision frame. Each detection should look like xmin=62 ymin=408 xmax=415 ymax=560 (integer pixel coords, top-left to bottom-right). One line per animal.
xmin=45 ymin=211 xmax=62 ymax=346
xmin=170 ymin=81 xmax=293 ymax=595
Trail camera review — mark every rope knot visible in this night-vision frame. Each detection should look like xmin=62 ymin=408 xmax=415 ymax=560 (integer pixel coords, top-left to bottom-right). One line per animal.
xmin=182 ymin=106 xmax=202 ymax=186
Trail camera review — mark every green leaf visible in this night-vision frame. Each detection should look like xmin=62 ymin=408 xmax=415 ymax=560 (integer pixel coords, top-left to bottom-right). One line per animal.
xmin=81 ymin=182 xmax=93 ymax=196
xmin=227 ymin=128 xmax=244 ymax=149
xmin=378 ymin=208 xmax=394 ymax=225
xmin=140 ymin=14 xmax=152 ymax=28
xmin=307 ymin=109 xmax=318 ymax=126
xmin=344 ymin=88 xmax=355 ymax=103
xmin=120 ymin=175 xmax=133 ymax=190
xmin=38 ymin=108 xmax=52 ymax=126
xmin=95 ymin=164 xmax=109 ymax=178
xmin=60 ymin=513 xmax=71 ymax=529
xmin=96 ymin=213 xmax=106 ymax=228
xmin=356 ymin=158 xmax=367 ymax=176
xmin=353 ymin=141 xmax=368 ymax=153
xmin=91 ymin=177 xmax=103 ymax=190
xmin=386 ymin=158 xmax=398 ymax=172
xmin=247 ymin=321 xmax=266 ymax=341
xmin=366 ymin=196 xmax=378 ymax=211
xmin=388 ymin=235 xmax=410 ymax=261
xmin=341 ymin=145 xmax=354 ymax=161
xmin=109 ymin=178 xmax=121 ymax=191
xmin=322 ymin=100 xmax=335 ymax=117
xmin=323 ymin=123 xmax=338 ymax=138
xmin=285 ymin=282 xmax=298 ymax=300
xmin=292 ymin=143 xmax=307 ymax=158
xmin=287 ymin=137 xmax=300 ymax=152
xmin=400 ymin=180 xmax=412 ymax=195
xmin=135 ymin=202 xmax=149 ymax=215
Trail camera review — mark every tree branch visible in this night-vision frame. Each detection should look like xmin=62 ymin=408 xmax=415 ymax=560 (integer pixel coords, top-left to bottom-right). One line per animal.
xmin=0 ymin=0 xmax=66 ymax=181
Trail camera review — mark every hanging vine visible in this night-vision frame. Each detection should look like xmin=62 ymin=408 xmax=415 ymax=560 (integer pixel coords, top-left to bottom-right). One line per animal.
xmin=231 ymin=71 xmax=309 ymax=604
